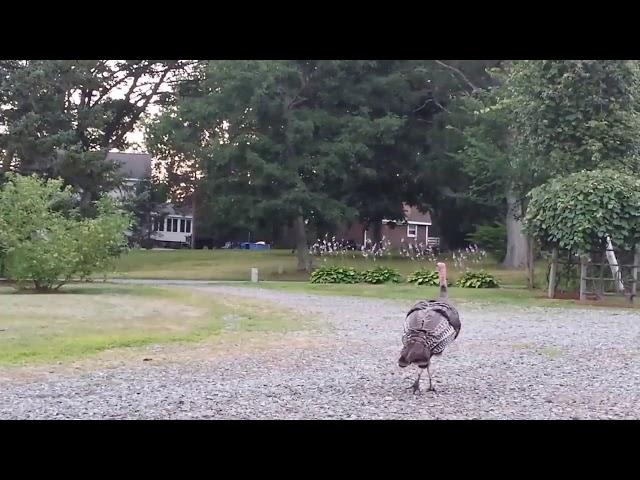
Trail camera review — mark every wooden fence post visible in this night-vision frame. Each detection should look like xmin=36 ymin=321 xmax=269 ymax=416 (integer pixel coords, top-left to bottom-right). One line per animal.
xmin=579 ymin=253 xmax=588 ymax=301
xmin=548 ymin=247 xmax=558 ymax=299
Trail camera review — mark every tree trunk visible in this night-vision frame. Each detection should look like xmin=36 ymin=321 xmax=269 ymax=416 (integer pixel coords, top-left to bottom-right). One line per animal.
xmin=503 ymin=187 xmax=527 ymax=269
xmin=547 ymin=247 xmax=558 ymax=297
xmin=527 ymin=235 xmax=536 ymax=289
xmin=294 ymin=215 xmax=311 ymax=271
xmin=79 ymin=189 xmax=93 ymax=216
xmin=2 ymin=147 xmax=14 ymax=173
xmin=371 ymin=221 xmax=382 ymax=244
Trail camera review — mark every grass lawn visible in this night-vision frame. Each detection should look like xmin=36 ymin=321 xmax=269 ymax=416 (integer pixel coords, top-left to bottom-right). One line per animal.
xmin=111 ymin=248 xmax=548 ymax=287
xmin=224 ymin=280 xmax=640 ymax=310
xmin=111 ymin=249 xmax=638 ymax=308
xmin=0 ymin=283 xmax=307 ymax=366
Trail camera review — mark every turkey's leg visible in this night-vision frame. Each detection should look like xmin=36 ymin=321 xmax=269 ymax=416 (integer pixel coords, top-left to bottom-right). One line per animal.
xmin=426 ymin=365 xmax=436 ymax=392
xmin=408 ymin=369 xmax=423 ymax=395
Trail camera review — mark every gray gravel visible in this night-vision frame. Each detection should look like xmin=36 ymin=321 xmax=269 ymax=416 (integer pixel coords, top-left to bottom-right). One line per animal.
xmin=2 ymin=285 xmax=640 ymax=419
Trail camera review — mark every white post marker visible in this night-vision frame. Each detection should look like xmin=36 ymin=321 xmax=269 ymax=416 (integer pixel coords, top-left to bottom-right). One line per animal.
xmin=251 ymin=268 xmax=259 ymax=283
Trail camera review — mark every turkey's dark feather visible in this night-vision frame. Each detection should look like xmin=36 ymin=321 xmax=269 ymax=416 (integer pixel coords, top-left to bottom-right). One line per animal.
xmin=401 ymin=299 xmax=461 ymax=364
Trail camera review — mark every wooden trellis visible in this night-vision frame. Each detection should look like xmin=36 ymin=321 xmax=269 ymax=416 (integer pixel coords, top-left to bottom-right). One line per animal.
xmin=547 ymin=245 xmax=640 ymax=303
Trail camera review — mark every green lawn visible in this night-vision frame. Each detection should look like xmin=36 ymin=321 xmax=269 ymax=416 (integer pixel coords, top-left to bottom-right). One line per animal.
xmin=111 ymin=248 xmax=547 ymax=287
xmin=0 ymin=283 xmax=307 ymax=366
xmin=233 ymin=281 xmax=640 ymax=310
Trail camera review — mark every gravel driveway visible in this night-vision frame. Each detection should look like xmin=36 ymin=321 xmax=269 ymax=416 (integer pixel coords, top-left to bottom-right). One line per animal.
xmin=1 ymin=284 xmax=639 ymax=419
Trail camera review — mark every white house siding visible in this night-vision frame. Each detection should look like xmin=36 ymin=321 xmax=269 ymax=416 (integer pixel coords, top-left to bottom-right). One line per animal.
xmin=151 ymin=215 xmax=193 ymax=245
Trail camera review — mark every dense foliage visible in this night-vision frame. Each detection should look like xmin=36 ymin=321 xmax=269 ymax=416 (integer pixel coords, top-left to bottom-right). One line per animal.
xmin=406 ymin=269 xmax=440 ymax=286
xmin=360 ymin=266 xmax=401 ymax=284
xmin=309 ymin=265 xmax=361 ymax=284
xmin=524 ymin=169 xmax=640 ymax=252
xmin=455 ymin=270 xmax=500 ymax=288
xmin=466 ymin=223 xmax=507 ymax=261
xmin=0 ymin=174 xmax=130 ymax=291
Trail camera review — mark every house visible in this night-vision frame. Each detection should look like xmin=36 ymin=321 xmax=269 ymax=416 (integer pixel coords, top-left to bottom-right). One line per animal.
xmin=106 ymin=152 xmax=194 ymax=248
xmin=107 ymin=151 xmax=152 ymax=200
xmin=336 ymin=204 xmax=439 ymax=249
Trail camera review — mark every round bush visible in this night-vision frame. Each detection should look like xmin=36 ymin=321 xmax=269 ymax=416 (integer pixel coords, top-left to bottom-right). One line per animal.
xmin=455 ymin=270 xmax=500 ymax=288
xmin=360 ymin=266 xmax=401 ymax=284
xmin=310 ymin=266 xmax=360 ymax=284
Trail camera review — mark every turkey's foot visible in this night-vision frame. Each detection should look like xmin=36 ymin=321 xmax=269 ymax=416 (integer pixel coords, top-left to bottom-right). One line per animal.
xmin=407 ymin=378 xmax=422 ymax=395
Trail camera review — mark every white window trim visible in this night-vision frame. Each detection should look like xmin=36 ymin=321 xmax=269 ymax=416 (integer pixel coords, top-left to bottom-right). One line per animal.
xmin=407 ymin=224 xmax=417 ymax=238
xmin=382 ymin=219 xmax=406 ymax=225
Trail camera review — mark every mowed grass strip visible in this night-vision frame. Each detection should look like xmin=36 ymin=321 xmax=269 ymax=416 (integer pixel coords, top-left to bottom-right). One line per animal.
xmin=0 ymin=284 xmax=307 ymax=366
xmin=230 ymin=281 xmax=640 ymax=310
xmin=110 ymin=249 xmax=547 ymax=287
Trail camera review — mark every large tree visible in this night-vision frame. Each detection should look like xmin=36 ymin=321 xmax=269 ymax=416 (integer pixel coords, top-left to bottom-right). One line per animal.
xmin=148 ymin=60 xmax=503 ymax=258
xmin=148 ymin=60 xmax=460 ymax=268
xmin=0 ymin=60 xmax=194 ymax=212
xmin=455 ymin=60 xmax=640 ymax=273
xmin=341 ymin=60 xmax=501 ymax=244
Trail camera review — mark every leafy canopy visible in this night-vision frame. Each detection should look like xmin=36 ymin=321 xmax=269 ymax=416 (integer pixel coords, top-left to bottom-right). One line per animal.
xmin=524 ymin=169 xmax=640 ymax=252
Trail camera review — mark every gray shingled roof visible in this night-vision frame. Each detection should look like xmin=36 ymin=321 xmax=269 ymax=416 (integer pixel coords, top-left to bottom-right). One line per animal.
xmin=106 ymin=152 xmax=152 ymax=180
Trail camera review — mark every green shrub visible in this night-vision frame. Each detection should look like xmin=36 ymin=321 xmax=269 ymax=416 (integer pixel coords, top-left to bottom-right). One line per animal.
xmin=455 ymin=270 xmax=500 ymax=288
xmin=310 ymin=265 xmax=360 ymax=284
xmin=524 ymin=169 xmax=640 ymax=252
xmin=406 ymin=269 xmax=440 ymax=286
xmin=360 ymin=266 xmax=401 ymax=284
xmin=466 ymin=223 xmax=507 ymax=261
xmin=0 ymin=174 xmax=131 ymax=292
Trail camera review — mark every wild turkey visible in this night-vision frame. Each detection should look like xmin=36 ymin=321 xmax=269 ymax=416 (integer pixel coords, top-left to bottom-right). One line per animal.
xmin=398 ymin=262 xmax=461 ymax=394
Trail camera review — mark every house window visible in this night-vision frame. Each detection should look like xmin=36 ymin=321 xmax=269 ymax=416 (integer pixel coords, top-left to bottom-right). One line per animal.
xmin=186 ymin=220 xmax=191 ymax=233
xmin=153 ymin=217 xmax=167 ymax=232
xmin=407 ymin=223 xmax=417 ymax=238
xmin=166 ymin=218 xmax=178 ymax=232
xmin=180 ymin=219 xmax=186 ymax=232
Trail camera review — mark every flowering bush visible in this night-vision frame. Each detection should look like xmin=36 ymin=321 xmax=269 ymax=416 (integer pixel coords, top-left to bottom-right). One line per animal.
xmin=309 ymin=234 xmax=393 ymax=262
xmin=309 ymin=234 xmax=358 ymax=259
xmin=360 ymin=237 xmax=392 ymax=261
xmin=399 ymin=238 xmax=438 ymax=263
xmin=452 ymin=244 xmax=488 ymax=270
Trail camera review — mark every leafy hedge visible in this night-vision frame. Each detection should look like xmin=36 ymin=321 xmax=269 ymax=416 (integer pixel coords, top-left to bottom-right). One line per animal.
xmin=455 ymin=270 xmax=500 ymax=288
xmin=310 ymin=266 xmax=361 ymax=284
xmin=310 ymin=265 xmax=401 ymax=284
xmin=360 ymin=266 xmax=401 ymax=284
xmin=406 ymin=269 xmax=440 ymax=286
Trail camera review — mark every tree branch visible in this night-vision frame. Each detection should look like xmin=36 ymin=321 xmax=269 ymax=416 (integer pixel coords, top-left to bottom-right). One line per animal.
xmin=434 ymin=60 xmax=480 ymax=92
xmin=413 ymin=98 xmax=450 ymax=114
